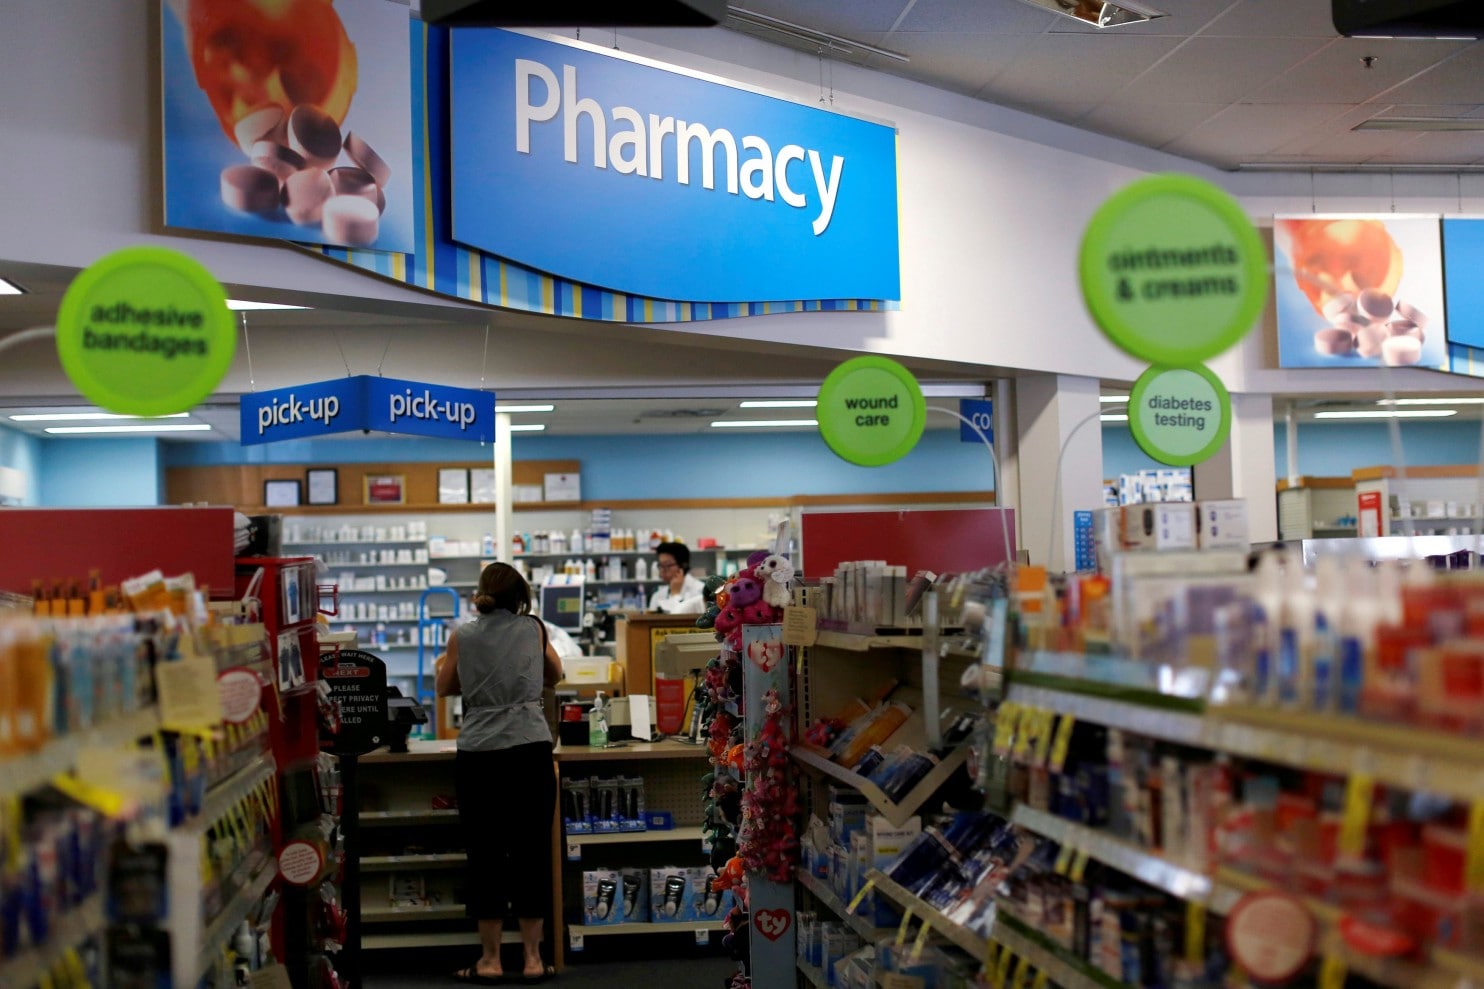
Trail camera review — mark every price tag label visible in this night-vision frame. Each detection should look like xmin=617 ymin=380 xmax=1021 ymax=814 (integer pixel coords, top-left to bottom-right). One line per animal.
xmin=1011 ymin=707 xmax=1036 ymax=761
xmin=910 ymin=918 xmax=932 ymax=962
xmin=1010 ymin=953 xmax=1030 ymax=989
xmin=570 ymin=930 xmax=584 ymax=952
xmin=1464 ymin=797 xmax=1484 ymax=894
xmin=1053 ymin=845 xmax=1074 ymax=876
xmin=695 ymin=929 xmax=710 ymax=946
xmin=994 ymin=947 xmax=1014 ymax=989
xmin=1031 ymin=710 xmax=1056 ymax=768
xmin=993 ymin=703 xmax=1020 ymax=757
xmin=157 ymin=656 xmax=227 ymax=732
xmin=847 ymin=878 xmax=876 ymax=915
xmin=1338 ymin=772 xmax=1375 ymax=859
xmin=1318 ymin=954 xmax=1346 ymax=989
xmin=1049 ymin=714 xmax=1076 ymax=774
xmin=1069 ymin=849 xmax=1090 ymax=883
xmin=566 ymin=841 xmax=582 ymax=862
xmin=896 ymin=907 xmax=915 ymax=948
xmin=1185 ymin=901 xmax=1206 ymax=963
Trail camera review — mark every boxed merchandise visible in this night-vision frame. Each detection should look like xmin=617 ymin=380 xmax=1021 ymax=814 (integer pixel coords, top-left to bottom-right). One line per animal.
xmin=582 ymin=869 xmax=625 ymax=925
xmin=650 ymin=866 xmax=692 ymax=922
xmin=689 ymin=866 xmax=732 ymax=920
xmin=828 ymin=786 xmax=869 ymax=847
xmin=591 ymin=777 xmax=621 ymax=833
xmin=561 ymin=778 xmax=592 ymax=835
xmin=1196 ymin=499 xmax=1249 ymax=550
xmin=388 ymin=873 xmax=428 ymax=907
xmin=619 ymin=776 xmax=647 ymax=832
xmin=618 ymin=867 xmax=649 ymax=922
xmin=1093 ymin=504 xmax=1197 ymax=571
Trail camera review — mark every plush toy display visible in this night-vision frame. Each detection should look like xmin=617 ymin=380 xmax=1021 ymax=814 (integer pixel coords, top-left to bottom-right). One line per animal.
xmin=752 ymin=554 xmax=795 ymax=608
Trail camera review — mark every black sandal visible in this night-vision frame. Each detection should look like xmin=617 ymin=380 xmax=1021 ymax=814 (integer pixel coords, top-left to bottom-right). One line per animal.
xmin=521 ymin=964 xmax=556 ymax=983
xmin=453 ymin=965 xmax=507 ymax=985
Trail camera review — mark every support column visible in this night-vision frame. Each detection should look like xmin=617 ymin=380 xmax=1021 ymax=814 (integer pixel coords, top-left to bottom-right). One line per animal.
xmin=1192 ymin=393 xmax=1278 ymax=545
xmin=992 ymin=378 xmax=1022 ymax=554
xmin=1013 ymin=375 xmax=1103 ymax=572
xmin=494 ymin=412 xmax=513 ymax=560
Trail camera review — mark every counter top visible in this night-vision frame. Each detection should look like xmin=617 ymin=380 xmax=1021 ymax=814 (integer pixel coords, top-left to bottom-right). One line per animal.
xmin=554 ymin=738 xmax=709 ymax=762
xmin=359 ymin=739 xmax=458 ymax=763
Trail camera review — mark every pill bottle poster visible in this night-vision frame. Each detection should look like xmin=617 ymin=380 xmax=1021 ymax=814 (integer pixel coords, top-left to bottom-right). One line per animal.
xmin=1274 ymin=215 xmax=1447 ymax=370
xmin=161 ymin=0 xmax=414 ymax=253
xmin=1127 ymin=364 xmax=1231 ymax=468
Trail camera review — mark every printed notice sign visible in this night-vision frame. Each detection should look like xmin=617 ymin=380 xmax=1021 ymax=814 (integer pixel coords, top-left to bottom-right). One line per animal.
xmin=321 ymin=649 xmax=389 ymax=755
xmin=1079 ymin=174 xmax=1267 ymax=366
xmin=1127 ymin=364 xmax=1231 ymax=467
xmin=815 ymin=356 xmax=926 ymax=467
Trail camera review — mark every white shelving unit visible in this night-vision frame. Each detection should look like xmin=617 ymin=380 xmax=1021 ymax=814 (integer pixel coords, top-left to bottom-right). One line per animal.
xmin=0 ymin=895 xmax=104 ymax=989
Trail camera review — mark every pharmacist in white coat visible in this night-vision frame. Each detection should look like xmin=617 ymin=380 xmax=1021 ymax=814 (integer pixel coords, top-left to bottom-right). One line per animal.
xmin=648 ymin=541 xmax=705 ymax=614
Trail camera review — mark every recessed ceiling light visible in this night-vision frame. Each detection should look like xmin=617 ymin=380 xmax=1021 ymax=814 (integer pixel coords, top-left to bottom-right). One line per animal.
xmin=1100 ymin=395 xmax=1129 ymax=404
xmin=44 ymin=424 xmax=213 ymax=434
xmin=739 ymin=400 xmax=817 ymax=409
xmin=711 ymin=419 xmax=819 ymax=428
xmin=225 ymin=299 xmax=310 ymax=311
xmin=1378 ymin=397 xmax=1484 ymax=405
xmin=1100 ymin=413 xmax=1130 ymax=422
xmin=1012 ymin=0 xmax=1164 ymax=29
xmin=1314 ymin=410 xmax=1458 ymax=419
xmin=0 ymin=277 xmax=24 ymax=296
xmin=11 ymin=412 xmax=190 ymax=422
xmin=495 ymin=404 xmax=555 ymax=413
xmin=507 ymin=423 xmax=546 ymax=432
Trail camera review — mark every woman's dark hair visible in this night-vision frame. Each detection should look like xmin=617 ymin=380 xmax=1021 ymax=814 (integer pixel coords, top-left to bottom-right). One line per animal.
xmin=473 ymin=562 xmax=532 ymax=615
xmin=655 ymin=541 xmax=691 ymax=570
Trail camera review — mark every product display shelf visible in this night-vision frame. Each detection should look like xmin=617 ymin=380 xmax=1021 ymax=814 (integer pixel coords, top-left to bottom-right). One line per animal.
xmin=796 ymin=868 xmax=892 ymax=943
xmin=566 ymin=825 xmax=707 ymax=847
xmin=359 ymin=808 xmax=461 ymax=825
xmin=812 ymin=630 xmax=931 ymax=652
xmin=284 ymin=540 xmax=427 ymax=548
xmin=568 ymin=920 xmax=723 ymax=937
xmin=865 ymin=869 xmax=1117 ymax=989
xmin=0 ymin=893 xmax=103 ymax=989
xmin=796 ymin=958 xmax=828 ymax=988
xmin=201 ymin=754 xmax=278 ymax=824
xmin=363 ymin=931 xmax=522 ymax=950
xmin=1005 ymin=680 xmax=1484 ymax=802
xmin=360 ymin=852 xmax=468 ymax=870
xmin=1215 ymin=867 xmax=1470 ymax=989
xmin=1009 ymin=805 xmax=1241 ymax=912
xmin=3 ymin=705 xmax=161 ymax=800
xmin=790 ymin=744 xmax=971 ymax=828
xmin=552 ymin=740 xmax=710 ymax=761
xmin=361 ymin=904 xmax=467 ymax=922
xmin=193 ymin=855 xmax=278 ymax=985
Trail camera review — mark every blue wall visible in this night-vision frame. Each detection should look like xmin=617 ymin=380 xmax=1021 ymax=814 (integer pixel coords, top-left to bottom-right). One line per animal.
xmin=39 ymin=438 xmax=162 ymax=507
xmin=162 ymin=429 xmax=998 ymax=500
xmin=0 ymin=424 xmax=42 ymax=504
xmin=1274 ymin=420 xmax=1482 ymax=477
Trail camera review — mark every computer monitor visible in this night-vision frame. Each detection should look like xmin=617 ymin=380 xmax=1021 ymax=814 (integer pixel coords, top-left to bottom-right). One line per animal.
xmin=540 ymin=576 xmax=586 ymax=632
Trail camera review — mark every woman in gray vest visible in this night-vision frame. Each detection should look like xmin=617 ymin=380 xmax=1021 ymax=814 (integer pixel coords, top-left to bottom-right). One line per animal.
xmin=438 ymin=562 xmax=564 ymax=983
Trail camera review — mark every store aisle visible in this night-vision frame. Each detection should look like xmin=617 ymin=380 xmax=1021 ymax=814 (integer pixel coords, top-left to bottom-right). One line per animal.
xmin=363 ymin=954 xmax=737 ymax=988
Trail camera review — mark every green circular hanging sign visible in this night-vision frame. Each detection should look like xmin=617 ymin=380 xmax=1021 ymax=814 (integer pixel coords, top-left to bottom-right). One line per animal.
xmin=1079 ymin=173 xmax=1268 ymax=366
xmin=815 ymin=356 xmax=926 ymax=467
xmin=1127 ymin=364 xmax=1231 ymax=467
xmin=56 ymin=247 xmax=235 ymax=416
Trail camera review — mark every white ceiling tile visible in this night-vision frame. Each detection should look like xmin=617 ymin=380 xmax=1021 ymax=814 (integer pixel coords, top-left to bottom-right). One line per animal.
xmin=1369 ymin=131 xmax=1484 ymax=165
xmin=1273 ymin=127 xmax=1429 ymax=163
xmin=1202 ymin=0 xmax=1341 ymax=38
xmin=1383 ymin=45 xmax=1484 ymax=106
xmin=888 ymin=31 xmax=1036 ymax=91
xmin=1080 ymin=101 xmax=1226 ymax=149
xmin=1118 ymin=36 xmax=1330 ymax=103
xmin=894 ymin=0 xmax=1056 ymax=36
xmin=728 ymin=0 xmax=914 ymax=35
xmin=986 ymin=33 xmax=1184 ymax=103
xmin=1163 ymin=102 xmax=1356 ymax=164
xmin=1245 ymin=38 xmax=1474 ymax=105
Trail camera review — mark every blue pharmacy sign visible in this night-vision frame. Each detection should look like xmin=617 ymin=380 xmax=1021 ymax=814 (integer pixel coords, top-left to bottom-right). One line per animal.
xmin=240 ymin=376 xmax=495 ymax=445
xmin=447 ymin=29 xmax=900 ymax=303
xmin=958 ymin=398 xmax=993 ymax=445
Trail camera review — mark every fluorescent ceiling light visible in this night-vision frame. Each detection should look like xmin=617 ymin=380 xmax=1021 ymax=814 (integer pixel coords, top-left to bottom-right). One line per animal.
xmin=739 ymin=400 xmax=817 ymax=409
xmin=1378 ymin=397 xmax=1484 ymax=405
xmin=507 ymin=423 xmax=546 ymax=432
xmin=1011 ymin=0 xmax=1164 ymax=29
xmin=1314 ymin=410 xmax=1458 ymax=419
xmin=1356 ymin=117 xmax=1484 ymax=132
xmin=711 ymin=419 xmax=818 ymax=428
xmin=0 ymin=277 xmax=23 ymax=295
xmin=495 ymin=404 xmax=555 ymax=413
xmin=726 ymin=6 xmax=909 ymax=61
xmin=225 ymin=299 xmax=310 ymax=311
xmin=1100 ymin=395 xmax=1129 ymax=403
xmin=11 ymin=411 xmax=190 ymax=422
xmin=1100 ymin=414 xmax=1130 ymax=422
xmin=44 ymin=424 xmax=214 ymax=434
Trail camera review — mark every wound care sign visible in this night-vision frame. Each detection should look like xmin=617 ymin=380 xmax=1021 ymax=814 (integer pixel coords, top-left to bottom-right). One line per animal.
xmin=815 ymin=356 xmax=926 ymax=467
